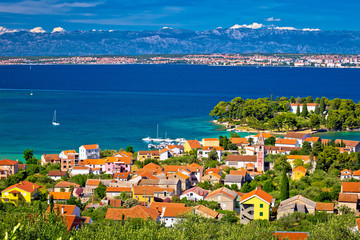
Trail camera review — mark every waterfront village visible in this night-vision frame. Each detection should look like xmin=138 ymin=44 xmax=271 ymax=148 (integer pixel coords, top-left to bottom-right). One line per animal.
xmin=2 ymin=124 xmax=360 ymax=239
xmin=1 ymin=53 xmax=360 ymax=68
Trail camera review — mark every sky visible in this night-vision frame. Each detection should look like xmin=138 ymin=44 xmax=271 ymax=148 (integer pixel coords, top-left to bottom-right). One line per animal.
xmin=0 ymin=0 xmax=359 ymax=31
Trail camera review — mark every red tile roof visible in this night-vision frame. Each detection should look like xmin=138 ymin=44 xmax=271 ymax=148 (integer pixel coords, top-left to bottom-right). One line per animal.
xmin=230 ymin=138 xmax=248 ymax=144
xmin=162 ymin=206 xmax=192 ymax=217
xmin=274 ymin=231 xmax=309 ymax=240
xmin=205 ymin=187 xmax=238 ymax=200
xmin=113 ymin=172 xmax=130 ymax=179
xmin=338 ymin=193 xmax=358 ymax=203
xmin=65 ymin=215 xmax=86 ymax=231
xmin=49 ymin=192 xmax=72 ymax=200
xmin=54 ymin=181 xmax=80 ymax=188
xmin=292 ymin=166 xmax=307 ymax=174
xmin=46 ymin=204 xmax=77 ymax=215
xmin=181 ymin=186 xmax=208 ymax=197
xmin=186 ymin=140 xmax=201 ymax=149
xmin=284 ymin=132 xmax=308 ymax=139
xmin=342 ymin=182 xmax=360 ymax=193
xmin=0 ymin=159 xmax=18 ymax=166
xmin=106 ymin=187 xmax=131 ymax=192
xmin=335 ymin=139 xmax=360 ymax=148
xmin=81 ymin=144 xmax=99 ymax=150
xmin=202 ymin=146 xmax=224 ymax=151
xmin=48 ymin=170 xmax=67 ymax=177
xmin=240 ymin=188 xmax=273 ymax=204
xmin=2 ymin=181 xmax=40 ymax=193
xmin=226 ymin=155 xmax=257 ymax=162
xmin=315 ymin=202 xmax=334 ymax=211
xmin=254 ymin=132 xmax=275 ymax=138
xmin=105 ymin=205 xmax=159 ymax=220
xmin=138 ymin=150 xmax=160 ymax=156
xmin=276 ymin=139 xmax=298 ymax=145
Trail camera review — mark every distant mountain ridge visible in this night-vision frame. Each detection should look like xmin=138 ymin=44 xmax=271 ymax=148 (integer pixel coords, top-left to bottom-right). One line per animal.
xmin=1 ymin=26 xmax=360 ymax=56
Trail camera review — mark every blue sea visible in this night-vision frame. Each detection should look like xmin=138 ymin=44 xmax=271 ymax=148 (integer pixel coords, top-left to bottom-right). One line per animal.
xmin=1 ymin=64 xmax=360 ymax=160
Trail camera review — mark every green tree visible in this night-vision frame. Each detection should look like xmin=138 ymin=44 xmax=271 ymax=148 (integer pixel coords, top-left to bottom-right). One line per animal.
xmin=124 ymin=198 xmax=138 ymax=208
xmin=208 ymin=149 xmax=219 ymax=161
xmin=296 ymin=103 xmax=300 ymax=116
xmin=263 ymin=179 xmax=275 ymax=192
xmin=302 ymin=102 xmax=308 ymax=117
xmin=248 ymin=137 xmax=254 ymax=146
xmin=125 ymin=146 xmax=134 ymax=153
xmin=280 ymin=170 xmax=289 ymax=201
xmin=301 ymin=142 xmax=312 ymax=155
xmin=49 ymin=195 xmax=54 ymax=213
xmin=320 ymin=97 xmax=326 ymax=114
xmin=94 ymin=182 xmax=107 ymax=199
xmin=274 ymin=156 xmax=292 ymax=172
xmin=309 ymin=114 xmax=320 ymax=129
xmin=264 ymin=136 xmax=276 ymax=146
xmin=312 ymin=142 xmax=323 ymax=156
xmin=23 ymin=148 xmax=34 ymax=162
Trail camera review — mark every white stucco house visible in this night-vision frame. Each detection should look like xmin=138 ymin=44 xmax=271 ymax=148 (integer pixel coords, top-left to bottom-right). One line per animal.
xmin=79 ymin=144 xmax=100 ymax=160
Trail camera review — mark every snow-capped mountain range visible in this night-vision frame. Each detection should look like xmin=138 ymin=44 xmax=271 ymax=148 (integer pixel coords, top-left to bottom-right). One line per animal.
xmin=0 ymin=23 xmax=359 ymax=56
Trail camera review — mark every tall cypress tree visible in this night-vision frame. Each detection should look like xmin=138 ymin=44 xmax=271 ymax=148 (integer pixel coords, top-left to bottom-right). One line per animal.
xmin=302 ymin=102 xmax=308 ymax=117
xmin=320 ymin=97 xmax=325 ymax=114
xmin=296 ymin=103 xmax=300 ymax=116
xmin=49 ymin=195 xmax=54 ymax=213
xmin=271 ymin=94 xmax=274 ymax=102
xmin=280 ymin=170 xmax=289 ymax=201
xmin=315 ymin=105 xmax=320 ymax=115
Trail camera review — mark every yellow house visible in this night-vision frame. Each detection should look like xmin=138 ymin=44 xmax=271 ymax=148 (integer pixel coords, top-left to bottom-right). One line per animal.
xmin=239 ymin=188 xmax=274 ymax=224
xmin=1 ymin=181 xmax=40 ymax=205
xmin=184 ymin=140 xmax=201 ymax=153
xmin=292 ymin=166 xmax=307 ymax=180
xmin=132 ymin=186 xmax=175 ymax=206
xmin=137 ymin=150 xmax=160 ymax=162
xmin=201 ymin=138 xmax=220 ymax=147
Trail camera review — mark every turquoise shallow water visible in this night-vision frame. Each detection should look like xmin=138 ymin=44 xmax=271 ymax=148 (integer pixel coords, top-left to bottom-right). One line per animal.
xmin=1 ymin=64 xmax=360 ymax=160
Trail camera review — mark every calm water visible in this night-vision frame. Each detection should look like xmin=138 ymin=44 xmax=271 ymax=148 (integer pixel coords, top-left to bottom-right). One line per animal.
xmin=0 ymin=64 xmax=360 ymax=160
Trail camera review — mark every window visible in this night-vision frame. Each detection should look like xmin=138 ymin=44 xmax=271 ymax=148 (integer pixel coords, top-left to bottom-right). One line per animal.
xmin=164 ymin=191 xmax=167 ymax=197
xmin=23 ymin=193 xmax=27 ymax=196
xmin=190 ymin=193 xmax=193 ymax=197
xmin=260 ymin=212 xmax=263 ymax=216
xmin=260 ymin=204 xmax=263 ymax=208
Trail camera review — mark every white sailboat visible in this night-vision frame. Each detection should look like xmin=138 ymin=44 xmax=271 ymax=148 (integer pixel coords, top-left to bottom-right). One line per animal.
xmin=52 ymin=110 xmax=60 ymax=126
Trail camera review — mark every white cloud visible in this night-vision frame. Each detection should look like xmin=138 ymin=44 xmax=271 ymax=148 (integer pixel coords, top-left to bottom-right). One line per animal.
xmin=265 ymin=17 xmax=281 ymax=22
xmin=30 ymin=27 xmax=46 ymax=33
xmin=302 ymin=28 xmax=320 ymax=31
xmin=51 ymin=27 xmax=65 ymax=33
xmin=274 ymin=26 xmax=297 ymax=30
xmin=0 ymin=0 xmax=104 ymax=15
xmin=230 ymin=23 xmax=264 ymax=29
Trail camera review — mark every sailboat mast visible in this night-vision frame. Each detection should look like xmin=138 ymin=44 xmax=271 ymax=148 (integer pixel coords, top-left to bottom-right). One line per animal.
xmin=157 ymin=124 xmax=159 ymax=139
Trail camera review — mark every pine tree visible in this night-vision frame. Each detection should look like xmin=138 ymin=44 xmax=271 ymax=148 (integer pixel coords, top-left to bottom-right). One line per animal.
xmin=315 ymin=105 xmax=320 ymax=115
xmin=280 ymin=170 xmax=289 ymax=201
xmin=296 ymin=103 xmax=300 ymax=116
xmin=302 ymin=102 xmax=308 ymax=117
xmin=49 ymin=195 xmax=54 ymax=213
xmin=320 ymin=97 xmax=325 ymax=115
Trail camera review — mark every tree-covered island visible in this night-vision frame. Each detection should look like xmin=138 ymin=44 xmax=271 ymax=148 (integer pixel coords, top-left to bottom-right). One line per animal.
xmin=210 ymin=96 xmax=360 ymax=132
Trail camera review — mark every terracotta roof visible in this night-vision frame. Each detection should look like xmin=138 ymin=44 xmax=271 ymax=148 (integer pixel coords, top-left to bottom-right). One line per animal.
xmin=18 ymin=164 xmax=26 ymax=170
xmin=321 ymin=139 xmax=330 ymax=144
xmin=338 ymin=193 xmax=358 ymax=203
xmin=164 ymin=165 xmax=182 ymax=172
xmin=82 ymin=159 xmax=106 ymax=165
xmin=335 ymin=139 xmax=360 ymax=148
xmin=106 ymin=187 xmax=131 ymax=192
xmin=143 ymin=163 xmax=162 ymax=170
xmin=48 ymin=170 xmax=67 ymax=177
xmin=42 ymin=154 xmax=60 ymax=162
xmin=159 ymin=148 xmax=170 ymax=154
xmin=162 ymin=206 xmax=192 ymax=217
xmin=203 ymin=138 xmax=219 ymax=141
xmin=188 ymin=163 xmax=202 ymax=169
xmin=113 ymin=172 xmax=130 ymax=179
xmin=150 ymin=202 xmax=186 ymax=211
xmin=181 ymin=186 xmax=208 ymax=197
xmin=225 ymin=155 xmax=257 ymax=162
xmin=0 ymin=159 xmax=18 ymax=166
xmin=276 ymin=139 xmax=298 ymax=145
xmin=61 ymin=150 xmax=76 ymax=156
xmin=54 ymin=181 xmax=80 ymax=188
xmin=274 ymin=231 xmax=309 ymax=240
xmin=109 ymin=199 xmax=123 ymax=208
xmin=202 ymin=146 xmax=224 ymax=151
xmin=265 ymin=146 xmax=301 ymax=151
xmin=240 ymin=188 xmax=273 ymax=204
xmin=304 ymin=137 xmax=320 ymax=142
xmin=46 ymin=204 xmax=77 ymax=215
xmin=205 ymin=168 xmax=221 ymax=175
xmin=113 ymin=151 xmax=133 ymax=158
xmin=106 ymin=156 xmax=132 ymax=164
xmin=167 ymin=145 xmax=184 ymax=150
xmin=284 ymin=132 xmax=308 ymax=139
xmin=65 ymin=215 xmax=86 ymax=231
xmin=246 ymin=163 xmax=255 ymax=169
xmin=292 ymin=166 xmax=307 ymax=174
xmin=342 ymin=182 xmax=360 ymax=193
xmin=204 ymin=172 xmax=221 ymax=180
xmin=81 ymin=144 xmax=99 ymax=150
xmin=352 ymin=170 xmax=360 ymax=176
xmin=254 ymin=132 xmax=275 ymax=138
xmin=170 ymin=172 xmax=189 ymax=179
xmin=139 ymin=172 xmax=159 ymax=180
xmin=186 ymin=140 xmax=201 ymax=149
xmin=105 ymin=205 xmax=159 ymax=221
xmin=229 ymin=170 xmax=248 ymax=177
xmin=341 ymin=169 xmax=352 ymax=176
xmin=86 ymin=179 xmax=100 ymax=186
xmin=205 ymin=187 xmax=238 ymax=200
xmin=133 ymin=186 xmax=174 ymax=195
xmin=49 ymin=192 xmax=72 ymax=200
xmin=230 ymin=138 xmax=248 ymax=144
xmin=138 ymin=150 xmax=160 ymax=156
xmin=316 ymin=202 xmax=334 ymax=211
xmin=194 ymin=205 xmax=219 ymax=218
xmin=2 ymin=181 xmax=40 ymax=193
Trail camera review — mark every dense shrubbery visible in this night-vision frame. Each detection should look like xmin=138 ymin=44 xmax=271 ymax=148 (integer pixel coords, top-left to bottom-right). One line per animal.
xmin=0 ymin=204 xmax=358 ymax=240
xmin=210 ymin=96 xmax=360 ymax=131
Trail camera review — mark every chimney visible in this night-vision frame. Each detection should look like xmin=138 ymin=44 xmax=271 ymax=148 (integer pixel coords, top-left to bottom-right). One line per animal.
xmin=61 ymin=206 xmax=64 ymax=215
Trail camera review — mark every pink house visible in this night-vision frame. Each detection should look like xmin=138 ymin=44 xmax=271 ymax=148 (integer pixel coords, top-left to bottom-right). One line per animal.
xmin=105 ymin=157 xmax=132 ymax=174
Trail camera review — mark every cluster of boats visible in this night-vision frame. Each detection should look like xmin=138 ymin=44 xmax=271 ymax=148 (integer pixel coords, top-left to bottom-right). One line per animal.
xmin=141 ymin=124 xmax=186 ymax=149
